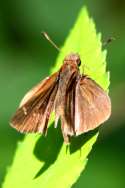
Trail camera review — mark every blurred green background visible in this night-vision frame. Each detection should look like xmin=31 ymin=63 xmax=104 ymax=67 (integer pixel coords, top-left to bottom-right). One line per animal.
xmin=0 ymin=0 xmax=125 ymax=187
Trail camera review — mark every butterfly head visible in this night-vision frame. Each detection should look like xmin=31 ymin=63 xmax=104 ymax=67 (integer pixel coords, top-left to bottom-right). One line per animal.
xmin=64 ymin=53 xmax=81 ymax=67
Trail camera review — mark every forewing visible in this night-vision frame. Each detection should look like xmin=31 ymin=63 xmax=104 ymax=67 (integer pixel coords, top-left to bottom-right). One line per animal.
xmin=20 ymin=72 xmax=58 ymax=107
xmin=75 ymin=76 xmax=111 ymax=135
xmin=10 ymin=72 xmax=58 ymax=134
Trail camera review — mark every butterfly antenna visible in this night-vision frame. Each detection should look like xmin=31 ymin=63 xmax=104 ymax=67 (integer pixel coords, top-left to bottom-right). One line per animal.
xmin=103 ymin=36 xmax=116 ymax=47
xmin=42 ymin=31 xmax=60 ymax=51
xmin=82 ymin=37 xmax=115 ymax=74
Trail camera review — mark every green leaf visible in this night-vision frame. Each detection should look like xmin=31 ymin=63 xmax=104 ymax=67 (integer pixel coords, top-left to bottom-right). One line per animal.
xmin=2 ymin=7 xmax=109 ymax=188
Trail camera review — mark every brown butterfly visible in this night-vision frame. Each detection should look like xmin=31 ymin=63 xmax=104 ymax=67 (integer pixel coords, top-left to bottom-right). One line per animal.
xmin=10 ymin=33 xmax=111 ymax=143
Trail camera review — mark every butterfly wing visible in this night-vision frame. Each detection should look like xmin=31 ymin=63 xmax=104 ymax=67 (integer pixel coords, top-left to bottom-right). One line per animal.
xmin=75 ymin=76 xmax=111 ymax=135
xmin=20 ymin=73 xmax=58 ymax=107
xmin=10 ymin=72 xmax=58 ymax=134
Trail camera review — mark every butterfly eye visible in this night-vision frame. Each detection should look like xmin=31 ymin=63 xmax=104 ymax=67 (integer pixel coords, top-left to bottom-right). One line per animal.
xmin=77 ymin=60 xmax=81 ymax=67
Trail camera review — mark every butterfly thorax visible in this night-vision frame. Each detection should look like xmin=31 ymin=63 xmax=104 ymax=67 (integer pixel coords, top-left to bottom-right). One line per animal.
xmin=58 ymin=53 xmax=80 ymax=93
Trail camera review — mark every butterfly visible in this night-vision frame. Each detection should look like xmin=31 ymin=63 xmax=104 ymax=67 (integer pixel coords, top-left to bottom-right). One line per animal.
xmin=10 ymin=53 xmax=111 ymax=143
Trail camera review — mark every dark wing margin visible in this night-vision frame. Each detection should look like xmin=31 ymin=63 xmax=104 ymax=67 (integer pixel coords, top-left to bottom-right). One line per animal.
xmin=10 ymin=72 xmax=59 ymax=134
xmin=75 ymin=76 xmax=111 ymax=135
